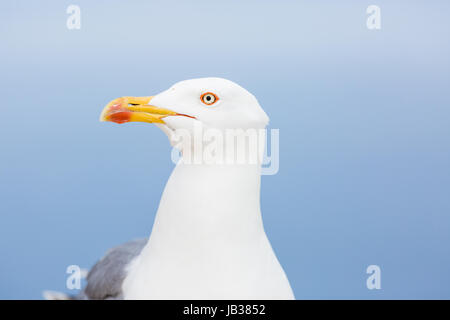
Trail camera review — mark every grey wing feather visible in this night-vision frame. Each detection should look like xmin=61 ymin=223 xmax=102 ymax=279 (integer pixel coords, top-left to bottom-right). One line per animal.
xmin=80 ymin=238 xmax=147 ymax=300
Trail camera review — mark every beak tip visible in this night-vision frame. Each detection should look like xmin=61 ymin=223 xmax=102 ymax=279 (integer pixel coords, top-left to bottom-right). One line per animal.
xmin=99 ymin=96 xmax=175 ymax=125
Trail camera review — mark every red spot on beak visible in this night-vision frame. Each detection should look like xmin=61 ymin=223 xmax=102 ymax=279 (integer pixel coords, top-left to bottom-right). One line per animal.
xmin=103 ymin=98 xmax=133 ymax=123
xmin=107 ymin=111 xmax=133 ymax=124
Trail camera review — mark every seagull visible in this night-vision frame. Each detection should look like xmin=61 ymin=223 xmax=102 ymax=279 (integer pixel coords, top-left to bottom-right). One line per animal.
xmin=45 ymin=78 xmax=294 ymax=300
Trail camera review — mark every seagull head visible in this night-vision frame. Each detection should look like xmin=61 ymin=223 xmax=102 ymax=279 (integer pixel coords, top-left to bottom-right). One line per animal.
xmin=100 ymin=78 xmax=269 ymax=135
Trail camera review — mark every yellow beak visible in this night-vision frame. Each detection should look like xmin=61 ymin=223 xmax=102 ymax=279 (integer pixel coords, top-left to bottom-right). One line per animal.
xmin=100 ymin=96 xmax=178 ymax=124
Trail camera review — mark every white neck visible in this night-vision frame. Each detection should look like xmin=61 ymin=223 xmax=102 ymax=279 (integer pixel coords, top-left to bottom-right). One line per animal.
xmin=149 ymin=161 xmax=264 ymax=247
xmin=122 ymin=138 xmax=294 ymax=299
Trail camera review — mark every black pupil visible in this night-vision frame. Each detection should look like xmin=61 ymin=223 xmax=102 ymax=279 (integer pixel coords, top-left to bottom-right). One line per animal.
xmin=206 ymin=95 xmax=212 ymax=101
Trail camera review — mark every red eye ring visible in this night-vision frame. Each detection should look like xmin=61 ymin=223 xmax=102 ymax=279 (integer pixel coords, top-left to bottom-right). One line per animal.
xmin=200 ymin=92 xmax=219 ymax=105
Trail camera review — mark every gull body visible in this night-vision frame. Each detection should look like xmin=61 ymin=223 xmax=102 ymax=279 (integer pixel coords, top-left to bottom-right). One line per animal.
xmin=123 ymin=160 xmax=293 ymax=299
xmin=45 ymin=78 xmax=294 ymax=300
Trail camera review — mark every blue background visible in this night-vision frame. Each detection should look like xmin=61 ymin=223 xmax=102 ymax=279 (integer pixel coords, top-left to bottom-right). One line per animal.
xmin=1 ymin=1 xmax=449 ymax=299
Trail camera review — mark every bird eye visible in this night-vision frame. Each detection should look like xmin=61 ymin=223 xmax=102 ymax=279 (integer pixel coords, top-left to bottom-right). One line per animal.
xmin=200 ymin=92 xmax=218 ymax=106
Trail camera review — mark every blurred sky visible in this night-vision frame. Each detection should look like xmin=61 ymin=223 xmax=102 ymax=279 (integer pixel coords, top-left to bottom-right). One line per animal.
xmin=1 ymin=0 xmax=449 ymax=299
